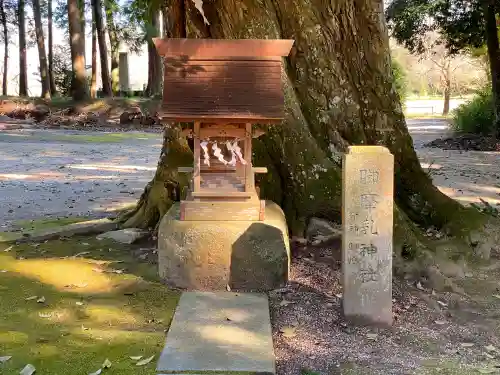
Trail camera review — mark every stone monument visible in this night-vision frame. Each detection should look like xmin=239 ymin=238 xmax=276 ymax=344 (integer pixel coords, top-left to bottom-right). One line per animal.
xmin=153 ymin=38 xmax=294 ymax=291
xmin=342 ymin=146 xmax=394 ymax=326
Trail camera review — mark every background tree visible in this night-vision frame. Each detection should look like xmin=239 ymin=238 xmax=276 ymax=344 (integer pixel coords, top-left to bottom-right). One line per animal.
xmin=48 ymin=0 xmax=57 ymax=95
xmin=104 ymin=0 xmax=119 ymax=94
xmin=90 ymin=13 xmax=96 ymax=97
xmin=121 ymin=0 xmax=496 ymax=263
xmin=91 ymin=0 xmax=111 ymax=96
xmin=0 ymin=0 xmax=8 ymax=95
xmin=17 ymin=0 xmax=27 ymax=96
xmin=386 ymin=0 xmax=500 ymax=133
xmin=67 ymin=0 xmax=88 ymax=100
xmin=32 ymin=0 xmax=50 ymax=98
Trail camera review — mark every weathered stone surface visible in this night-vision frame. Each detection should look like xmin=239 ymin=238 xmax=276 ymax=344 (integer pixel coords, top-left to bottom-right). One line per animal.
xmin=342 ymin=146 xmax=394 ymax=327
xmin=157 ymin=201 xmax=290 ymax=291
xmin=157 ymin=292 xmax=275 ymax=373
xmin=306 ymin=217 xmax=341 ymax=244
xmin=96 ymin=228 xmax=148 ymax=244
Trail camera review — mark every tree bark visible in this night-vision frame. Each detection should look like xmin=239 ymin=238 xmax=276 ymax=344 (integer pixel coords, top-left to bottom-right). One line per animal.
xmin=442 ymin=80 xmax=450 ymax=116
xmin=124 ymin=0 xmax=494 ymax=259
xmin=18 ymin=0 xmax=28 ymax=96
xmin=68 ymin=0 xmax=89 ymax=100
xmin=90 ymin=14 xmax=97 ymax=98
xmin=32 ymin=0 xmax=50 ymax=99
xmin=145 ymin=10 xmax=162 ymax=96
xmin=48 ymin=0 xmax=57 ymax=95
xmin=0 ymin=0 xmax=8 ymax=96
xmin=92 ymin=0 xmax=112 ymax=96
xmin=104 ymin=0 xmax=119 ymax=95
xmin=79 ymin=0 xmax=85 ymax=66
xmin=484 ymin=0 xmax=500 ymax=137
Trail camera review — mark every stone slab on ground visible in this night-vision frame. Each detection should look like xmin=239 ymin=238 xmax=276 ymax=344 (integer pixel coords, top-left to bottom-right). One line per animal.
xmin=96 ymin=228 xmax=148 ymax=244
xmin=157 ymin=291 xmax=275 ymax=374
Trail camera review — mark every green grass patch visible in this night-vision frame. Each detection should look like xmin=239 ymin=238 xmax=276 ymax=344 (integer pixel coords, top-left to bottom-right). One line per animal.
xmin=0 ymin=237 xmax=179 ymax=374
xmin=451 ymin=87 xmax=494 ymax=135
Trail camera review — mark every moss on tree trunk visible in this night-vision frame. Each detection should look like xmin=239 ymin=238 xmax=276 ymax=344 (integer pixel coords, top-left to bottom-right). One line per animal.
xmin=122 ymin=0 xmax=496 ymax=261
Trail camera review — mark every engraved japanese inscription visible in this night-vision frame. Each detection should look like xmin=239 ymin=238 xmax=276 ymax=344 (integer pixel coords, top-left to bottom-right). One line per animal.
xmin=342 ymin=146 xmax=394 ymax=326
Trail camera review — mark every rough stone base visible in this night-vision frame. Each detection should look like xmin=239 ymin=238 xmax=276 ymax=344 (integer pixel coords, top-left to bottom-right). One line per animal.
xmin=157 ymin=201 xmax=290 ymax=291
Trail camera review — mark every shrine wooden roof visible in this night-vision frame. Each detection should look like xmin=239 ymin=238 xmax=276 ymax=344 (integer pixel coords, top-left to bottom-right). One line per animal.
xmin=152 ymin=38 xmax=294 ymax=123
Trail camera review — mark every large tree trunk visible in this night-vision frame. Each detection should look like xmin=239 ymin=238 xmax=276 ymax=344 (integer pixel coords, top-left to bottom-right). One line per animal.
xmin=104 ymin=0 xmax=119 ymax=95
xmin=92 ymin=0 xmax=112 ymax=96
xmin=90 ymin=16 xmax=97 ymax=98
xmin=68 ymin=0 xmax=89 ymax=100
xmin=18 ymin=0 xmax=28 ymax=97
xmin=124 ymin=0 xmax=495 ymax=259
xmin=484 ymin=0 xmax=500 ymax=137
xmin=0 ymin=0 xmax=8 ymax=96
xmin=48 ymin=0 xmax=57 ymax=95
xmin=145 ymin=9 xmax=162 ymax=96
xmin=32 ymin=0 xmax=50 ymax=99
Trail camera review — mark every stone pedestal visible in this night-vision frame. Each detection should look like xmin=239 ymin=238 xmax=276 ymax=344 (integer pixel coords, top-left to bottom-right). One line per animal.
xmin=157 ymin=201 xmax=290 ymax=291
xmin=342 ymin=146 xmax=394 ymax=327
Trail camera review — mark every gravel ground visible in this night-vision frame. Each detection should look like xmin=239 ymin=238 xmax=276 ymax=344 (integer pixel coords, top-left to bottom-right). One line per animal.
xmin=271 ymin=243 xmax=500 ymax=375
xmin=0 ymin=125 xmax=162 ymax=229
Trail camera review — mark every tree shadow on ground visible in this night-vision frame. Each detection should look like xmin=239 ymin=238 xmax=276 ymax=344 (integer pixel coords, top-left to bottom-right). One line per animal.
xmin=0 ymin=238 xmax=179 ymax=375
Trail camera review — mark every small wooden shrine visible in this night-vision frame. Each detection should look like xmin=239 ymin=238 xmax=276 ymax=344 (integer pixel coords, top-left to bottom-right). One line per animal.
xmin=153 ymin=38 xmax=294 ymax=221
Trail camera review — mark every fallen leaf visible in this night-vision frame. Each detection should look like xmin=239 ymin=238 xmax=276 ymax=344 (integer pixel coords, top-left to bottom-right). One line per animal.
xmin=0 ymin=356 xmax=12 ymax=363
xmin=226 ymin=284 xmax=231 ymax=291
xmin=36 ymin=296 xmax=46 ymax=303
xmin=485 ymin=345 xmax=497 ymax=352
xmin=416 ymin=281 xmax=424 ymax=290
xmin=281 ymin=326 xmax=297 ymax=338
xmin=102 ymin=359 xmax=112 ymax=368
xmin=493 ymin=295 xmax=500 ymax=300
xmin=25 ymin=296 xmax=37 ymax=301
xmin=437 ymin=300 xmax=448 ymax=307
xmin=136 ymin=355 xmax=155 ymax=366
xmin=129 ymin=356 xmax=142 ymax=360
xmin=38 ymin=312 xmax=52 ymax=318
xmin=477 ymin=369 xmax=496 ymax=374
xmin=485 ymin=352 xmax=495 ymax=359
xmin=461 ymin=342 xmax=475 ymax=347
xmin=75 ymin=301 xmax=84 ymax=306
xmin=0 ymin=270 xmax=7 ymax=273
xmin=19 ymin=364 xmax=36 ymax=375
xmin=434 ymin=320 xmax=447 ymax=325
xmin=4 ymin=246 xmax=13 ymax=252
xmin=81 ymin=325 xmax=89 ymax=331
xmin=280 ymin=300 xmax=294 ymax=307
xmin=88 ymin=369 xmax=102 ymax=375
xmin=81 ymin=243 xmax=90 ymax=246
xmin=335 ymin=293 xmax=343 ymax=298
xmin=73 ymin=251 xmax=90 ymax=258
xmin=366 ymin=333 xmax=378 ymax=340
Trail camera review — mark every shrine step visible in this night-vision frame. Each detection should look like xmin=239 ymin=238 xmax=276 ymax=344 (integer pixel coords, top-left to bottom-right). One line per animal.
xmin=156 ymin=292 xmax=275 ymax=374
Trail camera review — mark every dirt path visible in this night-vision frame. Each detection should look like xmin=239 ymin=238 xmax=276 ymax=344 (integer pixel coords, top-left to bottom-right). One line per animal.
xmin=0 ymin=126 xmax=162 ymax=230
xmin=409 ymin=118 xmax=500 ymax=208
xmin=2 ymin=118 xmax=498 ymax=231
